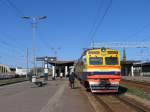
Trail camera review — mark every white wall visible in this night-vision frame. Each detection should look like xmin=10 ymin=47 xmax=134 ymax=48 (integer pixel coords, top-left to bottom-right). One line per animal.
xmin=15 ymin=68 xmax=30 ymax=76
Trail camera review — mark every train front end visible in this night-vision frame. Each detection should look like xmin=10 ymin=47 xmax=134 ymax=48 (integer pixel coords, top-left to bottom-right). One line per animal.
xmin=86 ymin=48 xmax=121 ymax=93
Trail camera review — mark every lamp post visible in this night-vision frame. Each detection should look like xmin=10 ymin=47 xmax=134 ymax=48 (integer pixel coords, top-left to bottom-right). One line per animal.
xmin=22 ymin=16 xmax=47 ymax=76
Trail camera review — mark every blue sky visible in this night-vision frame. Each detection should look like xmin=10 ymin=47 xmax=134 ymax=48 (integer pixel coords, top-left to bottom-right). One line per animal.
xmin=0 ymin=0 xmax=150 ymax=67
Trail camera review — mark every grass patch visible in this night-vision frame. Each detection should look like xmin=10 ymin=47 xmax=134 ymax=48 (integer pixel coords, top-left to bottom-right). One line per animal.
xmin=0 ymin=77 xmax=28 ymax=86
xmin=120 ymin=84 xmax=150 ymax=101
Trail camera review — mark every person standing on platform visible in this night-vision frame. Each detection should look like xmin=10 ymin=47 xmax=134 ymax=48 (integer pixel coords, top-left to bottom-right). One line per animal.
xmin=69 ymin=72 xmax=75 ymax=89
xmin=60 ymin=72 xmax=63 ymax=79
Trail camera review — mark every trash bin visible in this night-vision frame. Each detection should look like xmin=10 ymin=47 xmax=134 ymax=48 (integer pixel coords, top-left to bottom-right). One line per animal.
xmin=32 ymin=76 xmax=37 ymax=83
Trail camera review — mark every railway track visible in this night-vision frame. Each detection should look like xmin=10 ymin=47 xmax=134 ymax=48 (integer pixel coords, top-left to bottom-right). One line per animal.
xmin=121 ymin=79 xmax=150 ymax=86
xmin=77 ymin=79 xmax=150 ymax=112
xmin=121 ymin=79 xmax=150 ymax=93
xmin=93 ymin=94 xmax=150 ymax=112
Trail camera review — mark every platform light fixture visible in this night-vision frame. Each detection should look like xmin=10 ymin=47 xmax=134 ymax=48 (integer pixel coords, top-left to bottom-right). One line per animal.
xmin=22 ymin=16 xmax=47 ymax=76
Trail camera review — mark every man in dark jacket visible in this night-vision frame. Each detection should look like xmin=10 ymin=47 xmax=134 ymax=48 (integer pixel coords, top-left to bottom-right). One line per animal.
xmin=69 ymin=72 xmax=75 ymax=89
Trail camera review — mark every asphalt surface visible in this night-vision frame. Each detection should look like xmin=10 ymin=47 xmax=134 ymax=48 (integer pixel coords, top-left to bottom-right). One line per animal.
xmin=0 ymin=78 xmax=94 ymax=112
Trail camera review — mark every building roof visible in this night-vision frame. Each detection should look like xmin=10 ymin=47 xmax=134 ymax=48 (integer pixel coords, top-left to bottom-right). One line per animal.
xmin=121 ymin=60 xmax=140 ymax=65
xmin=48 ymin=60 xmax=74 ymax=66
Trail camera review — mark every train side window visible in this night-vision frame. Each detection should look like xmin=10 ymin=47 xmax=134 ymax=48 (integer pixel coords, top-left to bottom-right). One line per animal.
xmin=82 ymin=56 xmax=86 ymax=64
xmin=89 ymin=57 xmax=103 ymax=65
xmin=105 ymin=57 xmax=118 ymax=65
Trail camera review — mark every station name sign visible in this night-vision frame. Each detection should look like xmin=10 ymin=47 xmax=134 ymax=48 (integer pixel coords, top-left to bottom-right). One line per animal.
xmin=36 ymin=57 xmax=57 ymax=61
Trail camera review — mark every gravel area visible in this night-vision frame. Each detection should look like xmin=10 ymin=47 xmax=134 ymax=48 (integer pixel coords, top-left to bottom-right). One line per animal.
xmin=122 ymin=76 xmax=150 ymax=83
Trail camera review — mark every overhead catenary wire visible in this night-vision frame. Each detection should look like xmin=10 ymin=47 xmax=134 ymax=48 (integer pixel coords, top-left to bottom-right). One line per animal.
xmin=0 ymin=37 xmax=23 ymax=53
xmin=89 ymin=0 xmax=112 ymax=45
xmin=1 ymin=0 xmax=28 ymax=48
xmin=87 ymin=0 xmax=104 ymax=44
xmin=1 ymin=0 xmax=49 ymax=56
xmin=0 ymin=0 xmax=32 ymax=65
xmin=0 ymin=0 xmax=27 ymax=45
xmin=0 ymin=0 xmax=47 ymax=67
xmin=4 ymin=0 xmax=24 ymax=17
xmin=124 ymin=23 xmax=150 ymax=41
xmin=127 ymin=23 xmax=150 ymax=60
xmin=0 ymin=36 xmax=25 ymax=52
xmin=0 ymin=0 xmax=27 ymax=52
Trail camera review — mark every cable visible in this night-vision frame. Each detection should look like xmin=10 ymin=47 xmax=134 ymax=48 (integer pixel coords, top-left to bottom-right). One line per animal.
xmin=125 ymin=23 xmax=150 ymax=41
xmin=89 ymin=0 xmax=112 ymax=45
xmin=0 ymin=0 xmax=27 ymax=52
xmin=0 ymin=31 xmax=27 ymax=49
xmin=0 ymin=36 xmax=25 ymax=53
xmin=87 ymin=0 xmax=104 ymax=44
xmin=0 ymin=0 xmax=26 ymax=48
xmin=5 ymin=0 xmax=24 ymax=17
xmin=0 ymin=0 xmax=31 ymax=58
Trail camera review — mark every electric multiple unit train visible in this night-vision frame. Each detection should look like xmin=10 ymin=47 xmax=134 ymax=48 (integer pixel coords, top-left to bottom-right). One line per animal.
xmin=75 ymin=48 xmax=121 ymax=93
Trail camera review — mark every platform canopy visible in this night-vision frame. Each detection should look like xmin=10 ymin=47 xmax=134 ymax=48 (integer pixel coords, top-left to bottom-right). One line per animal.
xmin=36 ymin=56 xmax=74 ymax=66
xmin=48 ymin=60 xmax=74 ymax=66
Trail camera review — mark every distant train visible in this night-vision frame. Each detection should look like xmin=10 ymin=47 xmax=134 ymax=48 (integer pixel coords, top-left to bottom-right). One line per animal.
xmin=75 ymin=47 xmax=121 ymax=93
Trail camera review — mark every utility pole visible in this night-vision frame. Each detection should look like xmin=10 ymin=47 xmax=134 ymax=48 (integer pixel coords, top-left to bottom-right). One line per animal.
xmin=92 ymin=40 xmax=95 ymax=48
xmin=123 ymin=48 xmax=126 ymax=62
xmin=32 ymin=18 xmax=36 ymax=76
xmin=16 ymin=51 xmax=18 ymax=68
xmin=0 ymin=56 xmax=1 ymax=64
xmin=26 ymin=48 xmax=29 ymax=78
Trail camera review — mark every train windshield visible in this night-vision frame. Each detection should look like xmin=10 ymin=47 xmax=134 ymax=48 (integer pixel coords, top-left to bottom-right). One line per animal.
xmin=89 ymin=57 xmax=103 ymax=65
xmin=105 ymin=57 xmax=118 ymax=65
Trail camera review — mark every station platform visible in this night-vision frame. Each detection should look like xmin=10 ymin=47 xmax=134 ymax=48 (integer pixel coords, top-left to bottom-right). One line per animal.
xmin=122 ymin=76 xmax=150 ymax=83
xmin=0 ymin=77 xmax=94 ymax=112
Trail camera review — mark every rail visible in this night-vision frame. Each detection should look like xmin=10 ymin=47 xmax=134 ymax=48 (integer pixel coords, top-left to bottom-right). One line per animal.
xmin=93 ymin=94 xmax=149 ymax=112
xmin=121 ymin=79 xmax=150 ymax=86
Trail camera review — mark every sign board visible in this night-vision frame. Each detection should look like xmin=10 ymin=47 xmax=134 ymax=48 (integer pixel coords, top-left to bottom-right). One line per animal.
xmin=36 ymin=57 xmax=57 ymax=61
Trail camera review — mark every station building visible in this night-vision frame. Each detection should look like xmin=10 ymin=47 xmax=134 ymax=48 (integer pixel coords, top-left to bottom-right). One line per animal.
xmin=121 ymin=61 xmax=150 ymax=77
xmin=15 ymin=67 xmax=30 ymax=76
xmin=0 ymin=64 xmax=11 ymax=73
xmin=36 ymin=56 xmax=75 ymax=78
xmin=48 ymin=60 xmax=74 ymax=77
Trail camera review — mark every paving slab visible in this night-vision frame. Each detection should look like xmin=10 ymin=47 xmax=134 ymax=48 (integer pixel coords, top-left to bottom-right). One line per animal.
xmin=0 ymin=78 xmax=94 ymax=112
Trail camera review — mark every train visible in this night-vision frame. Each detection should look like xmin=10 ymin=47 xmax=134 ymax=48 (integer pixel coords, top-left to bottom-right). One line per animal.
xmin=75 ymin=47 xmax=121 ymax=93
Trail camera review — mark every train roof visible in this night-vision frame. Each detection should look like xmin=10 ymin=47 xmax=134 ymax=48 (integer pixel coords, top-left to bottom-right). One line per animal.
xmin=81 ymin=47 xmax=116 ymax=56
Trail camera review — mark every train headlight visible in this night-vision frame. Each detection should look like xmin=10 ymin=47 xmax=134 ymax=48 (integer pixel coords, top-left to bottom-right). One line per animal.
xmin=101 ymin=47 xmax=106 ymax=52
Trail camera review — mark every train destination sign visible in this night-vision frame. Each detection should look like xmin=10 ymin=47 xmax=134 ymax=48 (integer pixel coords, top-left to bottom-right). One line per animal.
xmin=88 ymin=51 xmax=100 ymax=54
xmin=107 ymin=51 xmax=118 ymax=54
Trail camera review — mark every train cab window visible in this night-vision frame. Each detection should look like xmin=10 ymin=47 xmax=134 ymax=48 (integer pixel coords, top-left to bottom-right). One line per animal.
xmin=105 ymin=57 xmax=118 ymax=65
xmin=89 ymin=57 xmax=103 ymax=65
